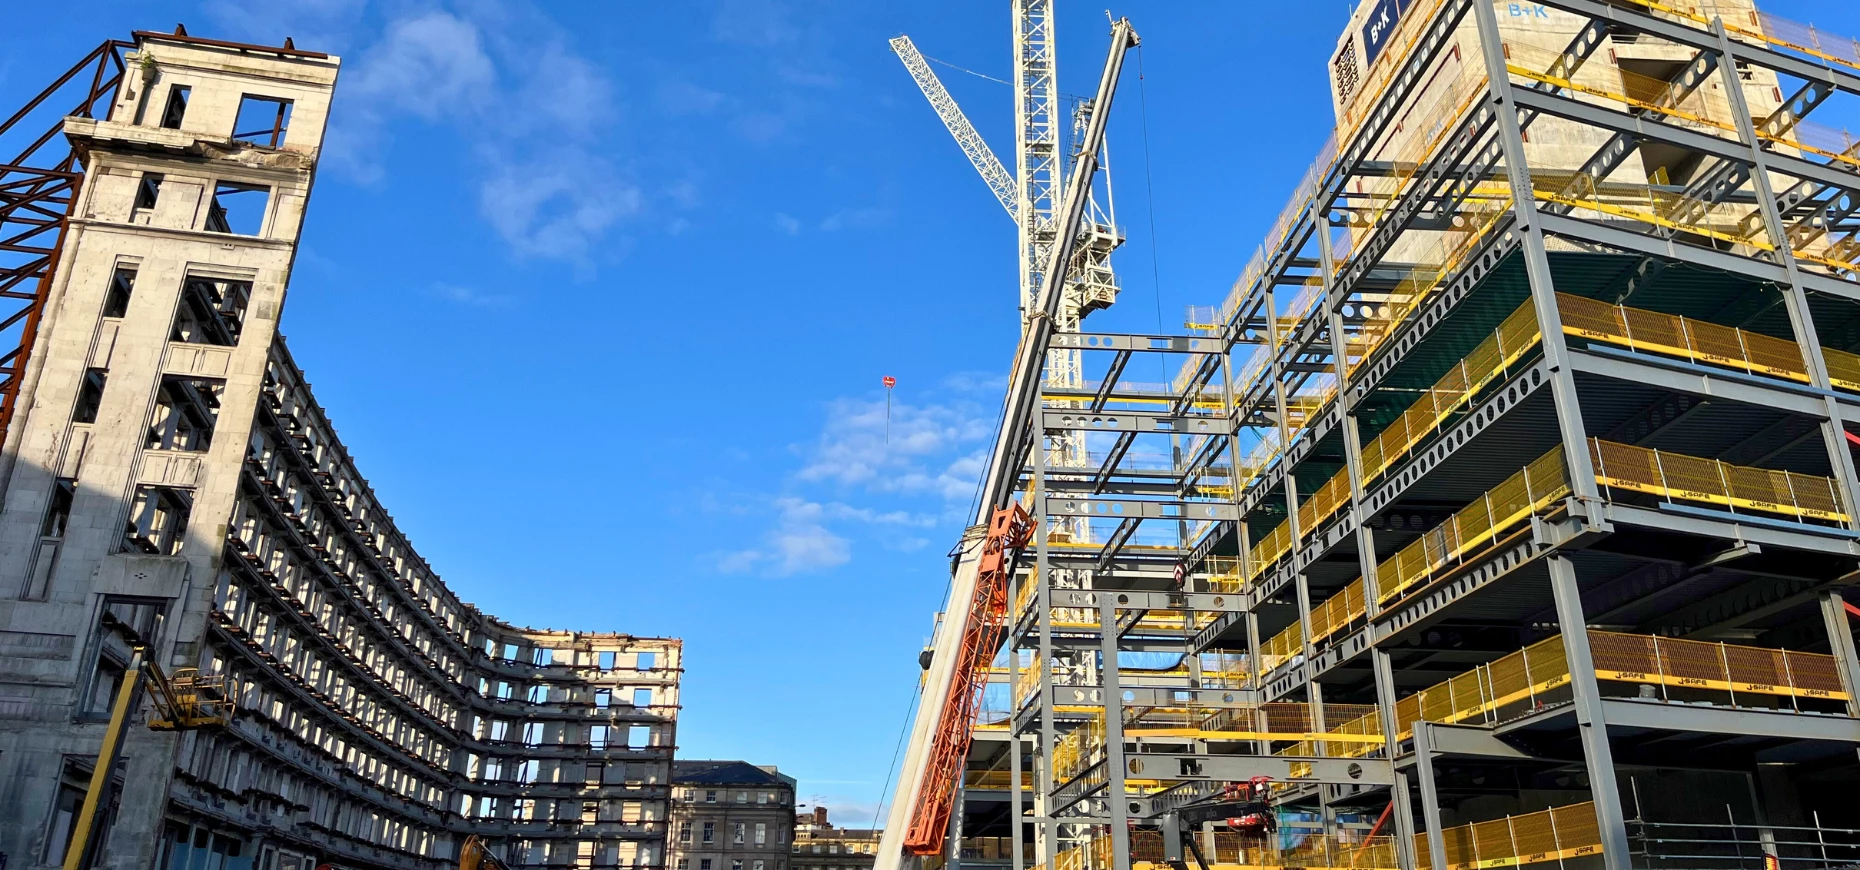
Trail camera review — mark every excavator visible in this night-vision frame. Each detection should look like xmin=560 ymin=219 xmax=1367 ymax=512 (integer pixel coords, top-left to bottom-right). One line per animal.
xmin=458 ymin=836 xmax=511 ymax=870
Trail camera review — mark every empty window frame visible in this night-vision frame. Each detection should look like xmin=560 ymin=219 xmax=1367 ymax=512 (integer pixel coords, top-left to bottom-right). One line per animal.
xmin=103 ymin=267 xmax=136 ymax=318
xmin=204 ymin=182 xmax=269 ymax=236
xmin=134 ymin=173 xmax=164 ymax=212
xmin=594 ymin=689 xmax=611 ymax=709
xmin=628 ymin=725 xmax=650 ymax=747
xmin=170 ymin=277 xmax=250 ymax=346
xmin=146 ymin=377 xmax=223 ymax=452
xmin=122 ymin=484 xmax=191 ymax=555
xmin=82 ymin=597 xmax=164 ymax=718
xmin=159 ymin=85 xmax=191 ymax=130
xmin=72 ymin=369 xmax=107 ymax=424
xmin=232 ymin=95 xmax=293 ymax=148
xmin=41 ymin=478 xmax=76 ymax=539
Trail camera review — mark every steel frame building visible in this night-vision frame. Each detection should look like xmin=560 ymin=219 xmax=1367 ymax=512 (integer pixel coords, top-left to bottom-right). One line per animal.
xmin=898 ymin=2 xmax=1860 ymax=870
xmin=0 ymin=30 xmax=680 ymax=870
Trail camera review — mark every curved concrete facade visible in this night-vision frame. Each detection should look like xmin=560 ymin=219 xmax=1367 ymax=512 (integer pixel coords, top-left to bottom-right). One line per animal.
xmin=0 ymin=30 xmax=679 ymax=870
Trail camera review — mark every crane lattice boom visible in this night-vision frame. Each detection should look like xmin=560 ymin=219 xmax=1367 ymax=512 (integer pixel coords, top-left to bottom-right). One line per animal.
xmin=889 ymin=35 xmax=1019 ymax=222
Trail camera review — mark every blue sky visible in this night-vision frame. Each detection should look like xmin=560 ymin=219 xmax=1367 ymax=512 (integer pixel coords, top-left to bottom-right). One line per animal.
xmin=7 ymin=0 xmax=1859 ymax=825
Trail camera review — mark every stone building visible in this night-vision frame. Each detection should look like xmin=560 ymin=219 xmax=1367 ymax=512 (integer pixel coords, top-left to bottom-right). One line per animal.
xmin=666 ymin=762 xmax=796 ymax=870
xmin=791 ymin=809 xmax=879 ymax=870
xmin=0 ymin=29 xmax=680 ymax=870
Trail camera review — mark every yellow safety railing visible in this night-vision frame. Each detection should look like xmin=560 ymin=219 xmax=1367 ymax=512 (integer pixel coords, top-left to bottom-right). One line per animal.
xmin=1309 ymin=629 xmax=1850 ymax=760
xmin=1131 ymin=830 xmax=1399 ymax=870
xmin=1416 ymin=802 xmax=1603 ymax=870
xmin=1618 ymin=0 xmax=1860 ymax=75
xmin=1557 ymin=291 xmax=1860 ymax=393
xmin=1558 ymin=292 xmax=1808 ymax=381
xmin=1588 ymin=630 xmax=1850 ymax=702
xmin=963 ymin=770 xmax=1032 ymax=791
xmin=1124 ymin=701 xmax=1382 ymax=746
xmin=1201 ymin=652 xmax=1252 ymax=689
xmin=1590 ymin=438 xmax=1849 ymax=522
xmin=1360 ymin=300 xmax=1542 ymax=479
xmin=1378 ymin=445 xmax=1573 ymax=603
xmin=1053 ymin=714 xmax=1106 ymax=785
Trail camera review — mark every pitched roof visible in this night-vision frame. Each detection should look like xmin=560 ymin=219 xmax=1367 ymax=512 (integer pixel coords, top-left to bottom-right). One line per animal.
xmin=673 ymin=760 xmax=797 ymax=787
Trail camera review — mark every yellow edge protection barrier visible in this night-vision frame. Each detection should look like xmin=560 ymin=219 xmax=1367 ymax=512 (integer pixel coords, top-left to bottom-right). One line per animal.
xmin=1125 ymin=728 xmax=1384 ymax=743
xmin=1589 ymin=630 xmax=1851 ymax=701
xmin=1614 ymin=0 xmax=1860 ymax=75
xmin=1532 ymin=186 xmax=1774 ymax=253
xmin=1378 ymin=445 xmax=1572 ymax=603
xmin=1555 ymin=292 xmax=1812 ymax=383
xmin=1590 ymin=437 xmax=1849 ymax=522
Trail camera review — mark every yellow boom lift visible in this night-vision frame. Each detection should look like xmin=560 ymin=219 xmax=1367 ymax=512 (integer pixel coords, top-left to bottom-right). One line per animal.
xmin=60 ymin=640 xmax=230 ymax=870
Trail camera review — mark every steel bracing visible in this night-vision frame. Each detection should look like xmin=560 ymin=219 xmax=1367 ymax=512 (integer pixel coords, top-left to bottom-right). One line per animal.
xmin=888 ymin=3 xmax=1860 ymax=870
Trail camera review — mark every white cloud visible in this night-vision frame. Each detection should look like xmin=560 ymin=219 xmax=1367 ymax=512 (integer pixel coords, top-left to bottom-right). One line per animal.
xmin=718 ymin=498 xmax=851 ymax=576
xmin=347 ymin=12 xmax=496 ymax=120
xmin=430 ymin=283 xmax=514 ymax=308
xmin=317 ymin=3 xmax=651 ymax=267
xmin=478 ymin=148 xmax=642 ymax=262
xmin=797 ymin=397 xmax=991 ymax=499
xmin=774 ymin=213 xmax=802 ymax=236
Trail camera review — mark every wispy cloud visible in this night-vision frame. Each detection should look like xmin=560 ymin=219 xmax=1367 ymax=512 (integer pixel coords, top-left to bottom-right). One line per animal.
xmin=797 ymin=397 xmax=991 ymax=500
xmin=717 ymin=498 xmax=850 ymax=576
xmin=430 ymin=283 xmax=515 ymax=308
xmin=315 ymin=2 xmax=645 ymax=267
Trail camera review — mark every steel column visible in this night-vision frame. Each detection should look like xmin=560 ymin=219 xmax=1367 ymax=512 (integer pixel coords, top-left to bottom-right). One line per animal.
xmin=1472 ymin=0 xmax=1601 ymax=508
xmin=1547 ymin=555 xmax=1633 ymax=870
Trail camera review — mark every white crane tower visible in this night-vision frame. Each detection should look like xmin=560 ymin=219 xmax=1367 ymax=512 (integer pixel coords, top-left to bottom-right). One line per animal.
xmin=890 ymin=1 xmax=1125 ymax=540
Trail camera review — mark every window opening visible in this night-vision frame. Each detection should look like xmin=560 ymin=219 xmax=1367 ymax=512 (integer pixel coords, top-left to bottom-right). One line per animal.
xmin=72 ymin=369 xmax=107 ymax=424
xmin=170 ymin=277 xmax=250 ymax=346
xmin=103 ymin=267 xmax=136 ymax=318
xmin=146 ymin=377 xmax=223 ymax=451
xmin=41 ymin=478 xmax=76 ymax=539
xmin=123 ymin=485 xmax=192 ymax=555
xmin=83 ymin=598 xmax=164 ymax=719
xmin=205 ymin=182 xmax=269 ymax=236
xmin=232 ymin=95 xmax=293 ymax=147
xmin=134 ymin=173 xmax=163 ymax=212
xmin=597 ymin=651 xmax=616 ymax=670
xmin=159 ymin=85 xmax=191 ymax=129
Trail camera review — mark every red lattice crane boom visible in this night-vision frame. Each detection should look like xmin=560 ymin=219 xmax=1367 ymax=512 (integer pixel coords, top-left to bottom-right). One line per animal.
xmin=902 ymin=504 xmax=1030 ymax=854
